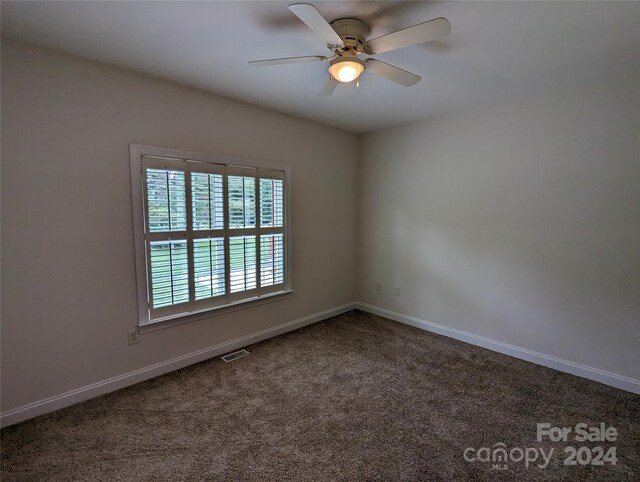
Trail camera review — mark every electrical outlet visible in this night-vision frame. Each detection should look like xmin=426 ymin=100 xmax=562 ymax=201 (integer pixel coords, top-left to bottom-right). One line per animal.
xmin=376 ymin=282 xmax=382 ymax=292
xmin=394 ymin=287 xmax=400 ymax=296
xmin=128 ymin=330 xmax=140 ymax=345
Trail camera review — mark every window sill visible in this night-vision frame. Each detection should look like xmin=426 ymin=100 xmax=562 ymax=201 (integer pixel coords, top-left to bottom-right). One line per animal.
xmin=138 ymin=290 xmax=294 ymax=334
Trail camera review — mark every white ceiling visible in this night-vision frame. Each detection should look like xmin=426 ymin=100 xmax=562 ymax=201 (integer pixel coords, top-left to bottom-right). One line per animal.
xmin=2 ymin=1 xmax=638 ymax=132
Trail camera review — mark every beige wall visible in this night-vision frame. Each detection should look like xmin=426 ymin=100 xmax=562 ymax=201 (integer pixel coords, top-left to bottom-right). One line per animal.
xmin=0 ymin=39 xmax=358 ymax=412
xmin=358 ymin=79 xmax=640 ymax=379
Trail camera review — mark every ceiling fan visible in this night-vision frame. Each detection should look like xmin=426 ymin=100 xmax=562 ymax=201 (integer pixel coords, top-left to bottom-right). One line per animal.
xmin=249 ymin=3 xmax=451 ymax=96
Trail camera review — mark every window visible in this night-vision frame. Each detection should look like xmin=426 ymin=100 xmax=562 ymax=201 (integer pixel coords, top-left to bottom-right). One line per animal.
xmin=130 ymin=145 xmax=290 ymax=326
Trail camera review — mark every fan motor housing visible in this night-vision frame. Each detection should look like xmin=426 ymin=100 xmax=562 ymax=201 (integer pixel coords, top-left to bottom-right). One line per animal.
xmin=329 ymin=17 xmax=371 ymax=53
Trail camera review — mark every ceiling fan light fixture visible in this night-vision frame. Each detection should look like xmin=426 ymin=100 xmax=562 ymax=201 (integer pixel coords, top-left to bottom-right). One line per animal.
xmin=328 ymin=58 xmax=364 ymax=83
xmin=250 ymin=4 xmax=451 ymax=95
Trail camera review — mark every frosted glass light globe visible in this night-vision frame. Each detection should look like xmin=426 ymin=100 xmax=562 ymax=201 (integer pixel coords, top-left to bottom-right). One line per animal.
xmin=329 ymin=59 xmax=364 ymax=83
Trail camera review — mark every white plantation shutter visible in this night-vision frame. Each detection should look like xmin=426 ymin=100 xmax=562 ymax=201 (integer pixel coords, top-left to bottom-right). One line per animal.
xmin=149 ymin=240 xmax=190 ymax=307
xmin=139 ymin=154 xmax=288 ymax=323
xmin=146 ymin=168 xmax=187 ymax=232
xmin=188 ymin=162 xmax=228 ymax=311
xmin=259 ymin=178 xmax=284 ymax=228
xmin=143 ymin=157 xmax=190 ymax=318
xmin=191 ymin=172 xmax=224 ymax=231
xmin=257 ymin=170 xmax=286 ymax=293
xmin=228 ymin=174 xmax=256 ymax=229
xmin=229 ymin=235 xmax=257 ymax=293
xmin=260 ymin=233 xmax=284 ymax=286
xmin=193 ymin=237 xmax=225 ymax=300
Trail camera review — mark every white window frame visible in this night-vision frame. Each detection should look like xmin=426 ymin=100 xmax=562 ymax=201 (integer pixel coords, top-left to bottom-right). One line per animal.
xmin=130 ymin=144 xmax=292 ymax=329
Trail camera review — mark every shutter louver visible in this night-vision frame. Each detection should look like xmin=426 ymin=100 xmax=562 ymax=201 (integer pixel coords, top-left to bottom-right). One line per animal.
xmin=260 ymin=233 xmax=284 ymax=286
xmin=228 ymin=175 xmax=256 ymax=229
xmin=259 ymin=178 xmax=284 ymax=228
xmin=149 ymin=240 xmax=189 ymax=308
xmin=193 ymin=238 xmax=225 ymax=300
xmin=146 ymin=168 xmax=187 ymax=232
xmin=191 ymin=172 xmax=224 ymax=230
xmin=229 ymin=235 xmax=257 ymax=293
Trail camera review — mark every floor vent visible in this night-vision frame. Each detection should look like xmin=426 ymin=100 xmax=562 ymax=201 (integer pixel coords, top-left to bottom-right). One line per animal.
xmin=221 ymin=349 xmax=250 ymax=363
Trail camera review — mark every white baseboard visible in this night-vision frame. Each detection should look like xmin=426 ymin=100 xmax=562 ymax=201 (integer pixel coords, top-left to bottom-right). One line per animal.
xmin=3 ymin=301 xmax=637 ymax=428
xmin=355 ymin=302 xmax=640 ymax=394
xmin=0 ymin=302 xmax=356 ymax=428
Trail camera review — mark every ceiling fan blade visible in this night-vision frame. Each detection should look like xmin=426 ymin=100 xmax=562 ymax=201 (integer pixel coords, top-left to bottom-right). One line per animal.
xmin=367 ymin=17 xmax=451 ymax=54
xmin=365 ymin=59 xmax=421 ymax=86
xmin=319 ymin=76 xmax=338 ymax=96
xmin=289 ymin=3 xmax=344 ymax=47
xmin=249 ymin=55 xmax=327 ymax=67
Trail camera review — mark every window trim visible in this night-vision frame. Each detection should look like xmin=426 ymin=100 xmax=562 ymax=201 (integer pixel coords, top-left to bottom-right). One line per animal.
xmin=130 ymin=143 xmax=293 ymax=328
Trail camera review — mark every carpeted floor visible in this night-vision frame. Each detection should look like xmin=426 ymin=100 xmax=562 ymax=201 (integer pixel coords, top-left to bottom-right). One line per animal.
xmin=1 ymin=310 xmax=638 ymax=481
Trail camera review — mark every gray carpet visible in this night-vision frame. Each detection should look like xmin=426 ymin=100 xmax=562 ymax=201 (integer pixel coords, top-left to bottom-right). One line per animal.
xmin=1 ymin=310 xmax=638 ymax=481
